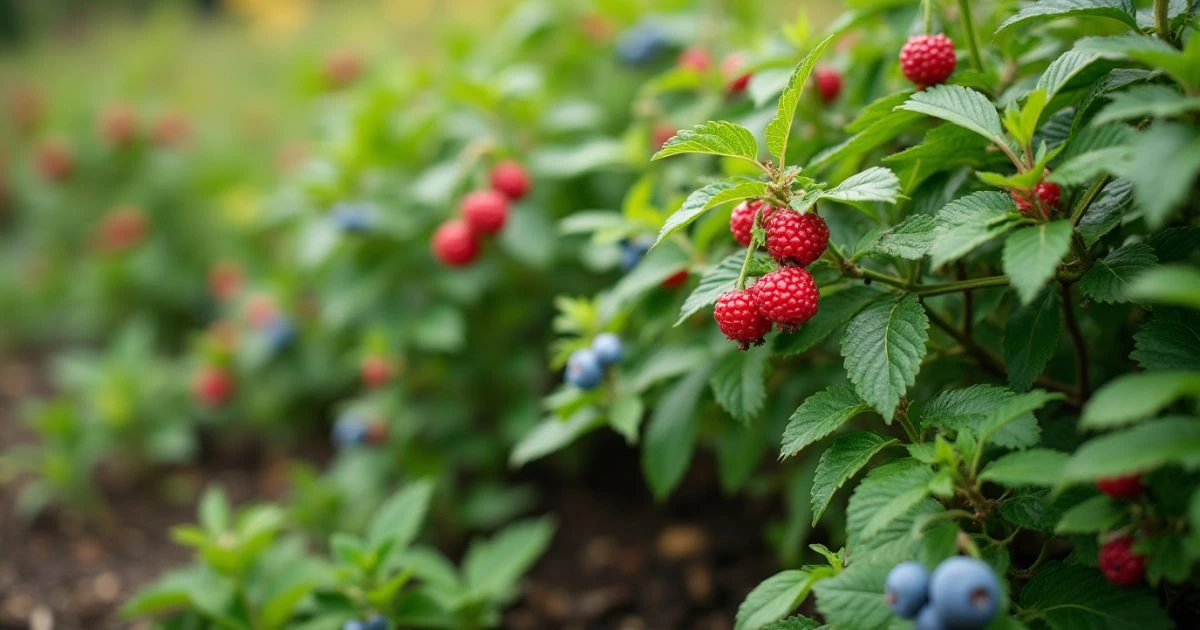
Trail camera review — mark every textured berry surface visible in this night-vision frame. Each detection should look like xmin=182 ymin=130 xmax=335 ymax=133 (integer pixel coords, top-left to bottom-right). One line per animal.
xmin=730 ymin=200 xmax=768 ymax=247
xmin=1012 ymin=181 xmax=1061 ymax=215
xmin=1096 ymin=474 xmax=1144 ymax=500
xmin=765 ymin=210 xmax=829 ymax=266
xmin=714 ymin=289 xmax=771 ymax=347
xmin=900 ymin=34 xmax=957 ymax=86
xmin=1100 ymin=536 xmax=1145 ymax=587
xmin=462 ymin=190 xmax=510 ymax=235
xmin=490 ymin=160 xmax=531 ymax=200
xmin=722 ymin=53 xmax=752 ymax=94
xmin=752 ymin=267 xmax=819 ymax=329
xmin=885 ymin=561 xmax=930 ymax=619
xmin=361 ymin=355 xmax=392 ymax=388
xmin=678 ymin=46 xmax=712 ymax=72
xmin=194 ymin=366 xmax=234 ymax=407
xmin=592 ymin=333 xmax=624 ymax=366
xmin=915 ymin=605 xmax=946 ymax=630
xmin=432 ymin=219 xmax=480 ymax=267
xmin=566 ymin=349 xmax=604 ymax=389
xmin=814 ymin=66 xmax=842 ymax=103
xmin=929 ymin=557 xmax=1001 ymax=628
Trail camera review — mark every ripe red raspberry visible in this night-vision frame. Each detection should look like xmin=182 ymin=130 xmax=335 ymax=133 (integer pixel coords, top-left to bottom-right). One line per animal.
xmin=432 ymin=219 xmax=480 ymax=267
xmin=899 ymin=34 xmax=957 ymax=87
xmin=462 ymin=190 xmax=510 ymax=235
xmin=1099 ymin=536 xmax=1145 ymax=587
xmin=813 ymin=66 xmax=842 ymax=103
xmin=722 ymin=53 xmax=752 ymax=94
xmin=361 ymin=355 xmax=392 ymax=388
xmin=95 ymin=206 xmax=148 ymax=253
xmin=678 ymin=46 xmax=712 ymax=72
xmin=752 ymin=267 xmax=819 ymax=330
xmin=36 ymin=139 xmax=73 ymax=182
xmin=765 ymin=209 xmax=829 ymax=266
xmin=490 ymin=160 xmax=531 ymax=201
xmin=99 ymin=104 xmax=137 ymax=147
xmin=662 ymin=270 xmax=689 ymax=289
xmin=714 ymin=289 xmax=771 ymax=348
xmin=1096 ymin=474 xmax=1144 ymax=500
xmin=194 ymin=366 xmax=234 ymax=407
xmin=730 ymin=200 xmax=769 ymax=247
xmin=1012 ymin=182 xmax=1061 ymax=215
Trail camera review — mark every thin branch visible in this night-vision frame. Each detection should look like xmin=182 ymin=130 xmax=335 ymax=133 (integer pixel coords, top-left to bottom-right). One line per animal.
xmin=1069 ymin=175 xmax=1109 ymax=226
xmin=957 ymin=0 xmax=986 ymax=72
xmin=915 ymin=275 xmax=1009 ymax=297
xmin=1060 ymin=282 xmax=1091 ymax=398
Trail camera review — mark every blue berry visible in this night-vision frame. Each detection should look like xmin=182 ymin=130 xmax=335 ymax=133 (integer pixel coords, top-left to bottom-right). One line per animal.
xmin=915 ymin=605 xmax=946 ymax=630
xmin=591 ymin=333 xmax=623 ymax=366
xmin=331 ymin=203 xmax=374 ymax=233
xmin=619 ymin=236 xmax=653 ymax=271
xmin=332 ymin=414 xmax=368 ymax=447
xmin=566 ymin=349 xmax=604 ymax=390
xmin=342 ymin=621 xmax=366 ymax=630
xmin=262 ymin=317 xmax=295 ymax=352
xmin=616 ymin=23 xmax=666 ymax=66
xmin=364 ymin=615 xmax=387 ymax=630
xmin=885 ymin=561 xmax=930 ymax=619
xmin=929 ymin=557 xmax=1001 ymax=629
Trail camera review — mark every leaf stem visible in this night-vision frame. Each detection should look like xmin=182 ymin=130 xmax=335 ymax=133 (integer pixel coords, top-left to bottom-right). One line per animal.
xmin=956 ymin=0 xmax=985 ymax=72
xmin=1069 ymin=175 xmax=1109 ymax=226
xmin=924 ymin=0 xmax=935 ymax=34
xmin=736 ymin=242 xmax=757 ymax=291
xmin=1155 ymin=0 xmax=1172 ymax=43
xmin=915 ymin=275 xmax=1008 ymax=296
xmin=1060 ymin=282 xmax=1091 ymax=398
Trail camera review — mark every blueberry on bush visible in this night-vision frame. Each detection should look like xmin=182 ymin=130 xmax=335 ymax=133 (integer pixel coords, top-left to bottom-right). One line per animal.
xmin=365 ymin=615 xmax=387 ymax=630
xmin=566 ymin=349 xmax=603 ymax=390
xmin=884 ymin=561 xmax=930 ymax=619
xmin=615 ymin=22 xmax=666 ymax=66
xmin=330 ymin=203 xmax=374 ymax=233
xmin=591 ymin=333 xmax=623 ymax=366
xmin=332 ymin=414 xmax=368 ymax=447
xmin=619 ymin=235 xmax=653 ymax=271
xmin=929 ymin=557 xmax=1000 ymax=628
xmin=915 ymin=605 xmax=946 ymax=630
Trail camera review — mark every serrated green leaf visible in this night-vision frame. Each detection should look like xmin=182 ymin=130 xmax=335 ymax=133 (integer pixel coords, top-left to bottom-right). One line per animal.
xmin=735 ymin=569 xmax=828 ymax=630
xmin=813 ymin=561 xmax=899 ymax=630
xmin=1001 ymin=487 xmax=1094 ymax=532
xmin=1036 ymin=49 xmax=1105 ymax=103
xmin=919 ymin=385 xmax=1044 ymax=450
xmin=898 ymin=85 xmax=1005 ymax=146
xmin=811 ymin=96 xmax=921 ymax=170
xmin=652 ymin=120 xmax=760 ymax=163
xmin=841 ymin=295 xmax=929 ymax=422
xmin=864 ymin=214 xmax=937 ymax=260
xmin=980 ymin=449 xmax=1069 ymax=487
xmin=655 ymin=181 xmax=766 ymax=247
xmin=811 ymin=433 xmax=898 ymax=525
xmin=761 ymin=617 xmax=821 ymax=630
xmin=1093 ymin=84 xmax=1200 ymax=125
xmin=1081 ymin=371 xmax=1200 ymax=429
xmin=1055 ymin=494 xmax=1125 ymax=533
xmin=1078 ymin=179 xmax=1134 ymax=246
xmin=1113 ymin=123 xmax=1200 ymax=228
xmin=821 ymin=167 xmax=901 ymax=205
xmin=766 ymin=35 xmax=835 ymax=163
xmin=642 ymin=368 xmax=711 ymax=499
xmin=1081 ymin=242 xmax=1157 ymax=304
xmin=1019 ymin=562 xmax=1172 ymax=630
xmin=780 ymin=384 xmax=869 ymax=458
xmin=979 ymin=390 xmax=1061 ymax=448
xmin=1002 ymin=221 xmax=1073 ymax=305
xmin=996 ymin=0 xmax=1139 ymax=35
xmin=929 ymin=192 xmax=1023 ymax=268
xmin=1004 ymin=288 xmax=1063 ymax=391
xmin=1128 ymin=265 xmax=1200 ymax=309
xmin=884 ymin=124 xmax=990 ymax=192
xmin=1131 ymin=310 xmax=1200 ymax=371
xmin=711 ymin=346 xmax=770 ymax=423
xmin=1064 ymin=417 xmax=1200 ymax=483
xmin=847 ymin=459 xmax=934 ymax=547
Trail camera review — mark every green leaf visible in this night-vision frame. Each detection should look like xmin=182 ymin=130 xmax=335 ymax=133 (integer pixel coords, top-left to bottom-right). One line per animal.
xmin=1128 ymin=265 xmax=1200 ymax=309
xmin=1002 ymin=221 xmax=1073 ymax=305
xmin=510 ymin=409 xmax=602 ymax=467
xmin=820 ymin=167 xmax=901 ymax=205
xmin=642 ymin=368 xmax=711 ymax=499
xmin=979 ymin=390 xmax=1061 ymax=448
xmin=1078 ymin=179 xmax=1134 ymax=247
xmin=899 ymin=85 xmax=1006 ymax=147
xmin=710 ymin=346 xmax=770 ymax=423
xmin=884 ymin=124 xmax=990 ymax=191
xmin=780 ymin=384 xmax=870 ymax=458
xmin=813 ymin=561 xmax=898 ymax=630
xmin=1113 ymin=123 xmax=1200 ymax=228
xmin=864 ymin=214 xmax=937 ymax=260
xmin=1019 ymin=562 xmax=1172 ymax=630
xmin=811 ymin=433 xmax=898 ymax=525
xmin=600 ymin=243 xmax=690 ymax=319
xmin=980 ymin=449 xmax=1069 ymax=487
xmin=1080 ymin=242 xmax=1158 ymax=304
xmin=1055 ymin=495 xmax=1125 ymax=533
xmin=1064 ymin=417 xmax=1200 ymax=483
xmin=199 ymin=486 xmax=230 ymax=535
xmin=609 ymin=392 xmax=645 ymax=444
xmin=463 ymin=517 xmax=556 ymax=601
xmin=762 ymin=617 xmax=821 ymax=630
xmin=929 ymin=192 xmax=1023 ymax=268
xmin=1081 ymin=371 xmax=1200 ymax=429
xmin=996 ymin=0 xmax=1138 ymax=35
xmin=655 ymin=181 xmax=766 ymax=247
xmin=1035 ymin=49 xmax=1105 ymax=103
xmin=677 ymin=253 xmax=748 ymax=325
xmin=652 ymin=120 xmax=760 ymax=163
xmin=1001 ymin=487 xmax=1094 ymax=532
xmin=1131 ymin=310 xmax=1200 ymax=371
xmin=1004 ymin=288 xmax=1063 ymax=391
xmin=367 ymin=480 xmax=434 ymax=550
xmin=841 ymin=294 xmax=930 ymax=422
xmin=735 ymin=569 xmax=828 ymax=630
xmin=1093 ymin=84 xmax=1200 ymax=125
xmin=847 ymin=459 xmax=934 ymax=547
xmin=919 ymin=385 xmax=1045 ymax=450
xmin=775 ymin=286 xmax=885 ymax=355
xmin=766 ymin=35 xmax=835 ymax=163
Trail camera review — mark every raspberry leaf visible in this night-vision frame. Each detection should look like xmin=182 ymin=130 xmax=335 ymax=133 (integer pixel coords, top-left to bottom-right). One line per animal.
xmin=810 ymin=432 xmax=899 ymax=526
xmin=1004 ymin=287 xmax=1064 ymax=391
xmin=761 ymin=617 xmax=821 ymax=630
xmin=510 ymin=408 xmax=602 ymax=467
xmin=812 ymin=561 xmax=897 ymax=629
xmin=1002 ymin=221 xmax=1073 ymax=305
xmin=676 ymin=253 xmax=744 ymax=325
xmin=710 ymin=345 xmax=770 ymax=424
xmin=1080 ymin=242 xmax=1158 ymax=304
xmin=1064 ymin=416 xmax=1200 ymax=483
xmin=367 ymin=480 xmax=434 ymax=551
xmin=654 ymin=181 xmax=767 ymax=248
xmin=929 ymin=191 xmax=1023 ymax=268
xmin=642 ymin=368 xmax=711 ymax=499
xmin=1082 ymin=371 xmax=1200 ymax=429
xmin=899 ymin=85 xmax=1006 ymax=148
xmin=775 ymin=285 xmax=884 ymax=355
xmin=819 ymin=167 xmax=901 ymax=206
xmin=1128 ymin=265 xmax=1200 ymax=308
xmin=995 ymin=0 xmax=1139 ymax=36
xmin=651 ymin=120 xmax=760 ymax=164
xmin=780 ymin=384 xmax=870 ymax=458
xmin=765 ymin=34 xmax=834 ymax=165
xmin=1019 ymin=562 xmax=1172 ymax=630
xmin=840 ymin=294 xmax=930 ymax=422
xmin=462 ymin=517 xmax=555 ymax=601
xmin=979 ymin=449 xmax=1070 ymax=487
xmin=735 ymin=569 xmax=830 ymax=630
xmin=1131 ymin=309 xmax=1200 ymax=371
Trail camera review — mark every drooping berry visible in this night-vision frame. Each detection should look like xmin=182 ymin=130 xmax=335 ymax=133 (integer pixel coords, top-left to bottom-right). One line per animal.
xmin=591 ymin=333 xmax=624 ymax=366
xmin=885 ymin=561 xmax=931 ymax=620
xmin=714 ymin=289 xmax=771 ymax=348
xmin=915 ymin=605 xmax=946 ymax=630
xmin=900 ymin=34 xmax=957 ymax=87
xmin=1099 ymin=536 xmax=1145 ymax=587
xmin=722 ymin=53 xmax=752 ymax=94
xmin=36 ymin=139 xmax=73 ymax=182
xmin=95 ymin=206 xmax=148 ymax=253
xmin=490 ymin=160 xmax=531 ymax=201
xmin=1012 ymin=181 xmax=1061 ymax=216
xmin=566 ymin=349 xmax=604 ymax=390
xmin=678 ymin=46 xmax=712 ymax=72
xmin=462 ymin=190 xmax=510 ymax=236
xmin=99 ymin=104 xmax=138 ymax=147
xmin=1096 ymin=474 xmax=1144 ymax=500
xmin=662 ymin=269 xmax=689 ymax=288
xmin=752 ymin=267 xmax=819 ymax=330
xmin=929 ymin=557 xmax=1001 ymax=628
xmin=361 ymin=355 xmax=392 ymax=388
xmin=813 ymin=66 xmax=842 ymax=103
xmin=432 ymin=219 xmax=480 ymax=267
xmin=730 ymin=200 xmax=768 ymax=247
xmin=194 ymin=366 xmax=234 ymax=407
xmin=765 ymin=209 xmax=829 ymax=266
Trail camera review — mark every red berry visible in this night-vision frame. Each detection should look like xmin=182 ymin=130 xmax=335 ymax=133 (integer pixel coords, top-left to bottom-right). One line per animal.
xmin=152 ymin=111 xmax=191 ymax=147
xmin=730 ymin=200 xmax=770 ymax=247
xmin=99 ymin=104 xmax=137 ymax=147
xmin=765 ymin=209 xmax=829 ymax=267
xmin=662 ymin=270 xmax=689 ymax=288
xmin=209 ymin=261 xmax=244 ymax=302
xmin=678 ymin=46 xmax=712 ymax=72
xmin=36 ymin=139 xmax=73 ymax=182
xmin=432 ymin=219 xmax=480 ymax=267
xmin=1096 ymin=474 xmax=1144 ymax=500
xmin=900 ymin=34 xmax=957 ymax=87
xmin=462 ymin=190 xmax=510 ymax=235
xmin=652 ymin=124 xmax=677 ymax=151
xmin=1099 ymin=536 xmax=1145 ymax=587
xmin=1012 ymin=181 xmax=1061 ymax=215
xmin=714 ymin=289 xmax=771 ymax=348
xmin=95 ymin=205 xmax=148 ymax=253
xmin=814 ymin=66 xmax=842 ymax=103
xmin=194 ymin=366 xmax=234 ymax=407
xmin=752 ymin=267 xmax=819 ymax=330
xmin=490 ymin=160 xmax=531 ymax=201
xmin=722 ymin=53 xmax=752 ymax=94
xmin=361 ymin=355 xmax=392 ymax=388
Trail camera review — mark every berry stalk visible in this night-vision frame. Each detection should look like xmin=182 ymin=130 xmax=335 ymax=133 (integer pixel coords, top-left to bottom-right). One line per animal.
xmin=956 ymin=0 xmax=985 ymax=72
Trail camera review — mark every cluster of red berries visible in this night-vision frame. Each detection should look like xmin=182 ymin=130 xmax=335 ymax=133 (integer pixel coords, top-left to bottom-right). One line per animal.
xmin=899 ymin=34 xmax=957 ymax=87
xmin=432 ymin=161 xmax=530 ymax=267
xmin=1011 ymin=174 xmax=1062 ymax=218
xmin=714 ymin=201 xmax=829 ymax=348
xmin=1095 ymin=473 xmax=1147 ymax=587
